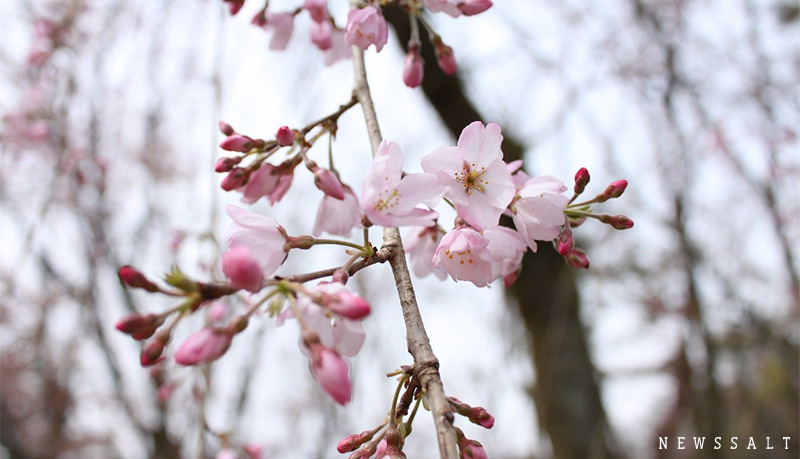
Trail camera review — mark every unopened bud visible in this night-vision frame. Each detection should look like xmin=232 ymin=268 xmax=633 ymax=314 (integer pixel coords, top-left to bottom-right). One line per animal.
xmin=275 ymin=125 xmax=294 ymax=146
xmin=595 ymin=179 xmax=628 ymax=202
xmin=218 ymin=121 xmax=235 ymax=136
xmin=557 ymin=225 xmax=574 ymax=256
xmin=287 ymin=235 xmax=315 ymax=250
xmin=219 ymin=134 xmax=255 ymax=152
xmin=220 ymin=167 xmax=250 ymax=191
xmin=314 ymin=168 xmax=345 ymax=200
xmin=118 ymin=266 xmax=161 ymax=293
xmin=251 ymin=8 xmax=267 ymax=26
xmin=338 ymin=430 xmax=376 ymax=453
xmin=434 ymin=40 xmax=457 ymax=75
xmin=573 ymin=167 xmax=590 ymax=195
xmin=115 ymin=313 xmax=164 ymax=340
xmin=402 ymin=44 xmax=424 ymax=88
xmin=468 ymin=406 xmax=495 ymax=429
xmin=141 ymin=329 xmax=171 ymax=367
xmin=458 ymin=0 xmax=493 ymax=16
xmin=214 ymin=156 xmax=242 ymax=173
xmin=174 ymin=327 xmax=234 ymax=365
xmin=226 ymin=0 xmax=245 ymax=16
xmin=566 ymin=247 xmax=590 ymax=269
xmin=221 ymin=246 xmax=264 ymax=292
xmin=310 ymin=344 xmax=352 ymax=405
xmin=599 ymin=214 xmax=634 ymax=230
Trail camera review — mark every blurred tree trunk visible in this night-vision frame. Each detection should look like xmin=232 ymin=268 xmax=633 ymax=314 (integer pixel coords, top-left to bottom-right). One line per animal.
xmin=385 ymin=7 xmax=620 ymax=458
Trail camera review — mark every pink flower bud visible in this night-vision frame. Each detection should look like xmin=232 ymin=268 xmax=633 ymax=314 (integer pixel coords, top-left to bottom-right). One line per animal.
xmin=219 ymin=134 xmax=255 ymax=152
xmin=435 ymin=41 xmax=457 ymax=75
xmin=314 ymin=168 xmax=345 ymax=200
xmin=310 ymin=345 xmax=352 ymax=405
xmin=325 ymin=288 xmax=371 ymax=320
xmin=566 ymin=247 xmax=590 ymax=269
xmin=118 ymin=266 xmax=161 ymax=292
xmin=222 ymin=246 xmax=264 ymax=292
xmin=215 ymin=156 xmax=242 ymax=173
xmin=375 ymin=429 xmax=406 ymax=459
xmin=469 ymin=406 xmax=495 ymax=429
xmin=304 ymin=0 xmax=329 ymax=23
xmin=251 ymin=8 xmax=267 ymax=26
xmin=573 ymin=167 xmax=590 ymax=195
xmin=221 ymin=167 xmax=250 ymax=191
xmin=402 ymin=46 xmax=424 ymax=88
xmin=116 ymin=313 xmax=163 ymax=340
xmin=275 ymin=125 xmax=294 ymax=146
xmin=557 ymin=225 xmax=574 ymax=256
xmin=458 ymin=0 xmax=493 ymax=16
xmin=338 ymin=430 xmax=376 ymax=453
xmin=218 ymin=120 xmax=235 ymax=136
xmin=310 ymin=20 xmax=333 ymax=50
xmin=141 ymin=330 xmax=171 ymax=367
xmin=243 ymin=444 xmax=263 ymax=459
xmin=225 ymin=0 xmax=245 ymax=16
xmin=599 ymin=214 xmax=634 ymax=230
xmin=174 ymin=327 xmax=234 ymax=366
xmin=458 ymin=438 xmax=488 ymax=459
xmin=596 ymin=179 xmax=628 ymax=202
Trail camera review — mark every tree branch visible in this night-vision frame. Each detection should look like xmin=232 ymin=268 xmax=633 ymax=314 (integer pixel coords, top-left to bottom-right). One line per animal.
xmin=351 ymin=45 xmax=459 ymax=459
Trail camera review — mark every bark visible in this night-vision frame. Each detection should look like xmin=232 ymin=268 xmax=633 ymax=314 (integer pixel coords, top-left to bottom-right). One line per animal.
xmin=384 ymin=7 xmax=619 ymax=458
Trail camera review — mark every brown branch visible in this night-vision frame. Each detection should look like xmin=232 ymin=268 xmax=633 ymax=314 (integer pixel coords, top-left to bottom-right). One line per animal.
xmin=351 ymin=45 xmax=459 ymax=459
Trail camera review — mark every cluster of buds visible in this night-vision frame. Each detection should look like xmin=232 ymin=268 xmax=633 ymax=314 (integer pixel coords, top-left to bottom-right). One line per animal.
xmin=557 ymin=167 xmax=634 ymax=268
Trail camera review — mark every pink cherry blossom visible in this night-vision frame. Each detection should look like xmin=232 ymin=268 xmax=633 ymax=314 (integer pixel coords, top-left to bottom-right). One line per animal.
xmin=458 ymin=0 xmax=493 ymax=16
xmin=361 ymin=140 xmax=442 ymax=227
xmin=421 ymin=121 xmax=515 ymax=231
xmin=313 ymin=167 xmax=345 ymax=200
xmin=221 ymin=245 xmax=264 ymax=292
xmin=313 ymin=186 xmax=361 ymax=237
xmin=309 ymin=345 xmax=352 ymax=405
xmin=484 ymin=226 xmax=527 ymax=282
xmin=263 ymin=12 xmax=294 ymax=50
xmin=432 ymin=227 xmax=494 ymax=287
xmin=344 ymin=6 xmax=388 ymax=52
xmin=225 ymin=205 xmax=289 ymax=278
xmin=174 ymin=327 xmax=233 ymax=365
xmin=510 ymin=175 xmax=569 ymax=251
xmin=239 ymin=163 xmax=279 ymax=204
xmin=404 ymin=226 xmax=447 ymax=280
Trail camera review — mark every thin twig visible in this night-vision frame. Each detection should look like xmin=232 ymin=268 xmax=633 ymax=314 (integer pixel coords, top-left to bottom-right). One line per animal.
xmin=351 ymin=45 xmax=459 ymax=459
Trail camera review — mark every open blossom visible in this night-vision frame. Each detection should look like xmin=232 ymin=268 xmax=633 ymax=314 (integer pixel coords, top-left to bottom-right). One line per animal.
xmin=240 ymin=163 xmax=278 ymax=204
xmin=361 ymin=140 xmax=442 ymax=227
xmin=278 ymin=296 xmax=366 ymax=358
xmin=433 ymin=227 xmax=494 ymax=287
xmin=263 ymin=12 xmax=294 ymax=50
xmin=174 ymin=327 xmax=233 ymax=365
xmin=405 ymin=226 xmax=447 ymax=280
xmin=484 ymin=226 xmax=527 ymax=285
xmin=344 ymin=6 xmax=388 ymax=52
xmin=313 ymin=186 xmax=361 ymax=237
xmin=421 ymin=121 xmax=515 ymax=231
xmin=225 ymin=205 xmax=289 ymax=277
xmin=510 ymin=176 xmax=569 ymax=251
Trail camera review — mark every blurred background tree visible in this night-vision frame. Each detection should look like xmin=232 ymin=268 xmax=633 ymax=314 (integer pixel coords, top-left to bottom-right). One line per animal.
xmin=1 ymin=1 xmax=797 ymax=458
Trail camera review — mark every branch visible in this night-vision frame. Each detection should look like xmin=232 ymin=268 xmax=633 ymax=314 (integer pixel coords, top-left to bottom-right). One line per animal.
xmin=351 ymin=46 xmax=459 ymax=459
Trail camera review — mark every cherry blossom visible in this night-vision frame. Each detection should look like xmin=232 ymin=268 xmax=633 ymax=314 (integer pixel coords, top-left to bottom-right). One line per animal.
xmin=239 ymin=163 xmax=279 ymax=204
xmin=421 ymin=121 xmax=515 ymax=231
xmin=404 ymin=226 xmax=447 ymax=280
xmin=313 ymin=186 xmax=361 ymax=237
xmin=483 ymin=226 xmax=527 ymax=286
xmin=225 ymin=205 xmax=289 ymax=278
xmin=309 ymin=344 xmax=352 ymax=405
xmin=432 ymin=227 xmax=494 ymax=287
xmin=344 ymin=6 xmax=388 ymax=52
xmin=510 ymin=176 xmax=569 ymax=251
xmin=221 ymin=245 xmax=264 ymax=292
xmin=361 ymin=140 xmax=442 ymax=227
xmin=262 ymin=12 xmax=294 ymax=51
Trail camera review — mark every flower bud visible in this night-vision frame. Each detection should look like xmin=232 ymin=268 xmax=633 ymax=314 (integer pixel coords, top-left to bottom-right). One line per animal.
xmin=434 ymin=40 xmax=457 ymax=75
xmin=221 ymin=167 xmax=251 ymax=191
xmin=595 ymin=179 xmax=628 ymax=202
xmin=314 ymin=167 xmax=345 ymax=200
xmin=573 ymin=167 xmax=590 ymax=195
xmin=222 ymin=246 xmax=264 ymax=292
xmin=219 ymin=134 xmax=255 ymax=152
xmin=251 ymin=8 xmax=267 ymax=26
xmin=225 ymin=0 xmax=245 ymax=16
xmin=557 ymin=225 xmax=574 ymax=256
xmin=310 ymin=345 xmax=352 ymax=405
xmin=566 ymin=247 xmax=590 ymax=269
xmin=115 ymin=313 xmax=163 ymax=340
xmin=304 ymin=0 xmax=329 ymax=23
xmin=310 ymin=20 xmax=333 ymax=50
xmin=273 ymin=125 xmax=293 ymax=147
xmin=337 ymin=429 xmax=376 ymax=453
xmin=215 ymin=156 xmax=242 ymax=172
xmin=469 ymin=406 xmax=495 ymax=429
xmin=218 ymin=120 xmax=235 ymax=136
xmin=174 ymin=327 xmax=234 ymax=366
xmin=458 ymin=0 xmax=493 ymax=16
xmin=599 ymin=214 xmax=634 ymax=230
xmin=118 ymin=266 xmax=161 ymax=293
xmin=243 ymin=444 xmax=263 ymax=459
xmin=458 ymin=438 xmax=488 ymax=459
xmin=402 ymin=46 xmax=424 ymax=88
xmin=141 ymin=329 xmax=171 ymax=367
xmin=325 ymin=289 xmax=371 ymax=320
xmin=502 ymin=270 xmax=520 ymax=288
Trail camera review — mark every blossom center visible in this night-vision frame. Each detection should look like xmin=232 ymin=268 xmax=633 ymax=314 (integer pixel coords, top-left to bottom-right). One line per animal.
xmin=444 ymin=248 xmax=475 ymax=265
xmin=373 ymin=188 xmax=400 ymax=211
xmin=454 ymin=162 xmax=489 ymax=196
